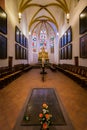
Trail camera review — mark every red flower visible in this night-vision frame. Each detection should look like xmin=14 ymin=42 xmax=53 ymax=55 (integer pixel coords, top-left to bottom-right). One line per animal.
xmin=45 ymin=114 xmax=50 ymax=119
xmin=43 ymin=122 xmax=48 ymax=129
xmin=39 ymin=113 xmax=43 ymax=118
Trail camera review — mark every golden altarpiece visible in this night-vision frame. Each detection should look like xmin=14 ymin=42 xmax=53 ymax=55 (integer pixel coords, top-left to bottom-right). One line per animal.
xmin=38 ymin=47 xmax=49 ymax=63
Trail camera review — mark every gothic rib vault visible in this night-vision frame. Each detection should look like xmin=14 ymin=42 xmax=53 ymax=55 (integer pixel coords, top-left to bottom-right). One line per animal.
xmin=17 ymin=0 xmax=72 ymax=34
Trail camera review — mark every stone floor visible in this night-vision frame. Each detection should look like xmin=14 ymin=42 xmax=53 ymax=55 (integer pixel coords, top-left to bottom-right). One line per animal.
xmin=0 ymin=69 xmax=87 ymax=130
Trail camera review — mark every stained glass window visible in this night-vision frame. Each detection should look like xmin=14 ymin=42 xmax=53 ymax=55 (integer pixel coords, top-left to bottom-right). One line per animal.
xmin=40 ymin=30 xmax=47 ymax=51
xmin=32 ymin=32 xmax=37 ymax=52
xmin=50 ymin=36 xmax=54 ymax=53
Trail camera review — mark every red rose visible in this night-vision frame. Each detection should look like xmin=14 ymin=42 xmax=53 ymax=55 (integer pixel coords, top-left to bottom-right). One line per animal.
xmin=39 ymin=113 xmax=43 ymax=118
xmin=45 ymin=114 xmax=50 ymax=119
xmin=43 ymin=122 xmax=48 ymax=129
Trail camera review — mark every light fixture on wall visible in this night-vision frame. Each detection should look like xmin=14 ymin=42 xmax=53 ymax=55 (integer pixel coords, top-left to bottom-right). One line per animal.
xmin=66 ymin=13 xmax=70 ymax=23
xmin=28 ymin=31 xmax=31 ymax=35
xmin=57 ymin=32 xmax=59 ymax=36
xmin=18 ymin=12 xmax=22 ymax=23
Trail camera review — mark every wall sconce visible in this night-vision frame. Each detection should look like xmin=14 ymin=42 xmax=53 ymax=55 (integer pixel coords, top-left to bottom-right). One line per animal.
xmin=57 ymin=32 xmax=59 ymax=36
xmin=66 ymin=13 xmax=70 ymax=23
xmin=18 ymin=12 xmax=22 ymax=23
xmin=28 ymin=31 xmax=31 ymax=35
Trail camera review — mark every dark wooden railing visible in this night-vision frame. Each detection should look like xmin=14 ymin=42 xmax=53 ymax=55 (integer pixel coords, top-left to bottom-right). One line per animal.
xmin=0 ymin=64 xmax=32 ymax=89
xmin=56 ymin=64 xmax=87 ymax=87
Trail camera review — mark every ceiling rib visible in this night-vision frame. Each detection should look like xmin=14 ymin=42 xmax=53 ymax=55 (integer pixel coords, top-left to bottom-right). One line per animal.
xmin=18 ymin=0 xmax=70 ymax=34
xmin=28 ymin=8 xmax=58 ymax=31
xmin=31 ymin=19 xmax=56 ymax=37
xmin=19 ymin=2 xmax=69 ymax=13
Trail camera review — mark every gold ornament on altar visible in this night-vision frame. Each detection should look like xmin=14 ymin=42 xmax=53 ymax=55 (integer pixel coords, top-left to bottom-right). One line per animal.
xmin=38 ymin=47 xmax=49 ymax=62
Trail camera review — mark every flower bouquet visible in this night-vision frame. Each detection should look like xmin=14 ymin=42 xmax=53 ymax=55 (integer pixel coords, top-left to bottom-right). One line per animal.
xmin=39 ymin=103 xmax=52 ymax=130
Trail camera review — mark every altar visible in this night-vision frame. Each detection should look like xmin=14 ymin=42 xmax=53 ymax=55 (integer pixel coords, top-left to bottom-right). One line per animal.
xmin=38 ymin=47 xmax=49 ymax=63
xmin=38 ymin=47 xmax=48 ymax=75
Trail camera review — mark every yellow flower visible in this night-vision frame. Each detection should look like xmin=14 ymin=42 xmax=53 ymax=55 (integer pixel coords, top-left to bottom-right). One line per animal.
xmin=42 ymin=103 xmax=48 ymax=109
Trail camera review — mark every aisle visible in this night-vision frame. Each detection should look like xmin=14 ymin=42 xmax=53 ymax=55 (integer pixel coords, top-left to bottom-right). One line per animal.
xmin=0 ymin=69 xmax=87 ymax=130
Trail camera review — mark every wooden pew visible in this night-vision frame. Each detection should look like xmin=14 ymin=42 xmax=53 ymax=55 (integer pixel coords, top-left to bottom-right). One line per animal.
xmin=0 ymin=64 xmax=33 ymax=89
xmin=23 ymin=64 xmax=32 ymax=72
xmin=56 ymin=64 xmax=87 ymax=87
xmin=49 ymin=64 xmax=56 ymax=71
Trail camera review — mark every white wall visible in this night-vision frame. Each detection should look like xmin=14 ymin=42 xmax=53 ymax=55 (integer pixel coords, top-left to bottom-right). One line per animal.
xmin=0 ymin=0 xmax=28 ymax=67
xmin=58 ymin=0 xmax=87 ymax=67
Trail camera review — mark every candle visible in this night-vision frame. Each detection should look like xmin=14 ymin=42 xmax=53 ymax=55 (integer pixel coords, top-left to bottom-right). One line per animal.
xmin=42 ymin=58 xmax=45 ymax=67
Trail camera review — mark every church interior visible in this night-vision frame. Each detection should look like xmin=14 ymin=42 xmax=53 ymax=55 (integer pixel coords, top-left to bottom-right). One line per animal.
xmin=0 ymin=0 xmax=87 ymax=130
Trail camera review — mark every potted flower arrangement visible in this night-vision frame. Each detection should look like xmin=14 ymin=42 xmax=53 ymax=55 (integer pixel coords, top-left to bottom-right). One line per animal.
xmin=39 ymin=103 xmax=52 ymax=130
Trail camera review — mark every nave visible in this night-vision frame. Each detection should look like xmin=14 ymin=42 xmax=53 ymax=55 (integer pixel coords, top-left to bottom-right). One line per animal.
xmin=0 ymin=69 xmax=87 ymax=130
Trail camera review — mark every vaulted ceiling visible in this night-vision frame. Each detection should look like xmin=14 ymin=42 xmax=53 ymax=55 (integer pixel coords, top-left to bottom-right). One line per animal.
xmin=17 ymin=0 xmax=72 ymax=35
